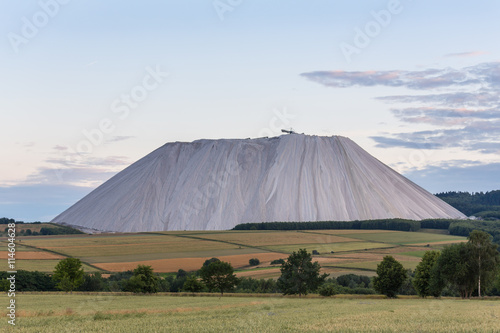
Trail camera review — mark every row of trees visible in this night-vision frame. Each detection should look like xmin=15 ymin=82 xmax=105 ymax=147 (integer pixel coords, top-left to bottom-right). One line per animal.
xmin=372 ymin=230 xmax=500 ymax=298
xmin=234 ymin=219 xmax=421 ymax=231
xmin=412 ymin=230 xmax=500 ymax=298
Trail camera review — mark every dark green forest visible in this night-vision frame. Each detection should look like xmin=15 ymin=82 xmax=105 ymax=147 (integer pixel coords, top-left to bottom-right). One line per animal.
xmin=436 ymin=190 xmax=500 ymax=218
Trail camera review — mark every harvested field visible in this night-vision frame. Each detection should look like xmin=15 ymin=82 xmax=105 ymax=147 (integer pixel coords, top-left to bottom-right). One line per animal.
xmin=14 ymin=229 xmax=467 ymax=277
xmin=2 ymin=259 xmax=98 ymax=272
xmin=340 ymin=231 xmax=466 ymax=245
xmin=194 ymin=231 xmax=360 ymax=247
xmin=94 ymin=252 xmax=286 ymax=273
xmin=81 ymin=247 xmax=265 ymax=264
xmin=412 ymin=240 xmax=466 ymax=246
xmin=0 ymin=251 xmax=64 ymax=260
xmin=301 ymin=229 xmax=397 ymax=235
xmin=337 ymin=260 xmax=420 ymax=271
xmin=0 ymin=241 xmax=41 ymax=251
xmin=263 ymin=241 xmax=394 ymax=253
xmin=24 ymin=234 xmax=245 ymax=258
xmin=235 ymin=267 xmax=281 ymax=279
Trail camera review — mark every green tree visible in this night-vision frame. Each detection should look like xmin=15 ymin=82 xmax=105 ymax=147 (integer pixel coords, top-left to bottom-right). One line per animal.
xmin=183 ymin=276 xmax=204 ymax=293
xmin=318 ymin=282 xmax=337 ymax=297
xmin=413 ymin=251 xmax=441 ymax=297
xmin=277 ymin=248 xmax=328 ymax=296
xmin=199 ymin=261 xmax=239 ymax=296
xmin=125 ymin=265 xmax=159 ymax=293
xmin=249 ymin=258 xmax=260 ymax=266
xmin=52 ymin=258 xmax=85 ymax=292
xmin=468 ymin=230 xmax=500 ymax=297
xmin=373 ymin=256 xmax=407 ymax=298
xmin=434 ymin=243 xmax=475 ymax=298
xmin=203 ymin=257 xmax=220 ymax=267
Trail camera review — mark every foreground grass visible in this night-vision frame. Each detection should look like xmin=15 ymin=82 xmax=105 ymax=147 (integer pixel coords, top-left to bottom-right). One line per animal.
xmin=1 ymin=294 xmax=499 ymax=332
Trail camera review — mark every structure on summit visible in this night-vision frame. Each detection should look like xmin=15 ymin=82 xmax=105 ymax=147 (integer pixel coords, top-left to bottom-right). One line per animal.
xmin=52 ymin=134 xmax=466 ymax=232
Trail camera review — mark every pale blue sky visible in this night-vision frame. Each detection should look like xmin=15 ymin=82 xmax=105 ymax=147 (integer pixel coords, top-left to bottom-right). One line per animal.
xmin=2 ymin=1 xmax=500 ymax=221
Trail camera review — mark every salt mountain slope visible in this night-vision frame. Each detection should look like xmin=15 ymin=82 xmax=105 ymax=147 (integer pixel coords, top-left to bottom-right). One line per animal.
xmin=52 ymin=135 xmax=466 ymax=232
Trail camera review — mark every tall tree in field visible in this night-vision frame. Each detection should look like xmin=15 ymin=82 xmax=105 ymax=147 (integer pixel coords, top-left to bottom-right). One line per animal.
xmin=468 ymin=230 xmax=500 ymax=297
xmin=52 ymin=258 xmax=85 ymax=292
xmin=277 ymin=248 xmax=328 ymax=296
xmin=434 ymin=243 xmax=475 ymax=298
xmin=199 ymin=260 xmax=239 ymax=296
xmin=373 ymin=256 xmax=407 ymax=298
xmin=413 ymin=251 xmax=442 ymax=297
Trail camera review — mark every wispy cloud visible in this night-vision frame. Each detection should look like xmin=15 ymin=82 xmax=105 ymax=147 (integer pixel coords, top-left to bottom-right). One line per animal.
xmin=301 ymin=62 xmax=500 ymax=90
xmin=445 ymin=51 xmax=488 ymax=58
xmin=20 ymin=152 xmax=131 ymax=188
xmin=301 ymin=62 xmax=500 ymax=156
xmin=105 ymin=135 xmax=135 ymax=144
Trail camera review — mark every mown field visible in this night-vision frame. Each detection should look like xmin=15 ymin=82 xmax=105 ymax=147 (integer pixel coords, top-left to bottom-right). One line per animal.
xmin=1 ymin=294 xmax=499 ymax=332
xmin=1 ymin=229 xmax=467 ymax=278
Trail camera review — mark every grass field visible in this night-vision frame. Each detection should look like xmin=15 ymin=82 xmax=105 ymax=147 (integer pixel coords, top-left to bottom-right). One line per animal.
xmin=11 ymin=229 xmax=467 ymax=277
xmin=2 ymin=260 xmax=98 ymax=272
xmin=1 ymin=294 xmax=499 ymax=332
xmin=337 ymin=231 xmax=466 ymax=245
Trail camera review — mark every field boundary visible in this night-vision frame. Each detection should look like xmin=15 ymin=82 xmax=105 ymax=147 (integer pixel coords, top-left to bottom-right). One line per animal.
xmin=18 ymin=242 xmax=107 ymax=273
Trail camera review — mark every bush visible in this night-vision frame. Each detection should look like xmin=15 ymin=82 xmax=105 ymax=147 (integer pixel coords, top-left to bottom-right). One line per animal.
xmin=183 ymin=276 xmax=204 ymax=293
xmin=312 ymin=250 xmax=319 ymax=255
xmin=234 ymin=277 xmax=279 ymax=293
xmin=78 ymin=273 xmax=105 ymax=292
xmin=336 ymin=274 xmax=371 ymax=288
xmin=318 ymin=283 xmax=337 ymax=296
xmin=271 ymin=259 xmax=285 ymax=265
xmin=249 ymin=258 xmax=260 ymax=266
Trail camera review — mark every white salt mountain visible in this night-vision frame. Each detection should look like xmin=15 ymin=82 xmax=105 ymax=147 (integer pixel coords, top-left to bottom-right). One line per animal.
xmin=52 ymin=134 xmax=466 ymax=232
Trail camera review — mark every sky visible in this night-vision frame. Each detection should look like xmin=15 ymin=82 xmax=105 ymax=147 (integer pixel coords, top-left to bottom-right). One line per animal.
xmin=1 ymin=0 xmax=500 ymax=222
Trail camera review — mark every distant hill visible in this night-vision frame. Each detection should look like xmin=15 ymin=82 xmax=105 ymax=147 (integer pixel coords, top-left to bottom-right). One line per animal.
xmin=435 ymin=191 xmax=500 ymax=219
xmin=0 ymin=218 xmax=84 ymax=236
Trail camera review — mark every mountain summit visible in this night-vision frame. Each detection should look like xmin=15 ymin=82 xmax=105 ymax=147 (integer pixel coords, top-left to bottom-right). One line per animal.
xmin=52 ymin=134 xmax=466 ymax=232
